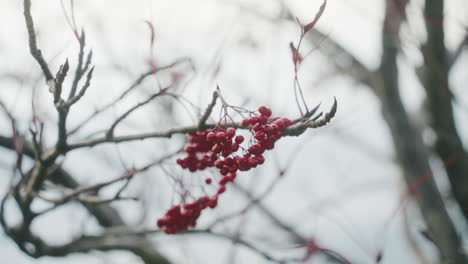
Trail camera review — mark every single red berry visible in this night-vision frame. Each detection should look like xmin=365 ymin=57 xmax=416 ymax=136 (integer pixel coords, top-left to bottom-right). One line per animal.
xmin=270 ymin=124 xmax=279 ymax=131
xmin=231 ymin=143 xmax=239 ymax=152
xmin=217 ymin=185 xmax=226 ymax=194
xmin=214 ymin=160 xmax=224 ymax=168
xmin=258 ymin=106 xmax=272 ymax=117
xmin=253 ymin=123 xmax=262 ymax=132
xmin=157 ymin=218 xmax=166 ymax=228
xmin=208 ymin=198 xmax=218 ymax=208
xmin=220 ymin=167 xmax=229 ymax=175
xmin=258 ymin=115 xmax=268 ymax=124
xmin=206 ymin=132 xmax=216 ymax=141
xmin=216 ymin=132 xmax=226 ymax=141
xmin=250 ymin=116 xmax=259 ymax=124
xmin=222 ymin=149 xmax=231 ymax=157
xmin=275 ymin=119 xmax=285 ymax=129
xmin=211 ymin=144 xmax=222 ymax=153
xmin=255 ymin=131 xmax=265 ymax=140
xmin=205 ymin=178 xmax=212 ymax=184
xmin=220 ymin=176 xmax=229 ymax=185
xmin=227 ymin=173 xmax=237 ymax=181
xmin=226 ymin=128 xmax=236 ymax=138
xmin=257 ymin=155 xmax=265 ymax=164
xmin=185 ymin=145 xmax=197 ymax=153
xmin=282 ymin=118 xmax=293 ymax=127
xmin=235 ymin=135 xmax=244 ymax=144
xmin=248 ymin=157 xmax=258 ymax=167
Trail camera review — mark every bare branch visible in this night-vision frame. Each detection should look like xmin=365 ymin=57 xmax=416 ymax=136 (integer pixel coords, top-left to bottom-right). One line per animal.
xmin=68 ymin=29 xmax=87 ymax=99
xmin=449 ymin=33 xmax=468 ymax=69
xmin=67 ymin=103 xmax=337 ymax=150
xmin=66 ymin=66 xmax=94 ymax=107
xmin=52 ymin=59 xmax=69 ymax=104
xmin=106 ymin=87 xmax=169 ymax=139
xmin=373 ymin=1 xmax=467 ymax=263
xmin=421 ymin=0 xmax=468 ymax=229
xmin=68 ymin=58 xmax=192 ymax=136
xmin=198 ymin=90 xmax=219 ymax=130
xmin=286 ymin=97 xmax=337 ymax=136
xmin=23 ymin=0 xmax=54 ymax=82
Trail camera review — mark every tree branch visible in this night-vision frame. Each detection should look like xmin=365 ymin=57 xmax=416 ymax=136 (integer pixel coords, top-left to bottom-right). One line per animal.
xmin=373 ymin=1 xmax=467 ymax=263
xmin=23 ymin=0 xmax=54 ymax=82
xmin=0 ymin=135 xmax=171 ymax=263
xmin=421 ymin=0 xmax=468 ymax=221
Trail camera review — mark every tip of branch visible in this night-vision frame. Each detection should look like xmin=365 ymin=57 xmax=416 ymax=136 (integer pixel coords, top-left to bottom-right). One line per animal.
xmin=303 ymin=0 xmax=327 ymax=34
xmin=328 ymin=96 xmax=337 ymax=118
xmin=63 ymin=59 xmax=70 ymax=72
xmin=80 ymin=28 xmax=86 ymax=46
xmin=87 ymin=66 xmax=95 ymax=77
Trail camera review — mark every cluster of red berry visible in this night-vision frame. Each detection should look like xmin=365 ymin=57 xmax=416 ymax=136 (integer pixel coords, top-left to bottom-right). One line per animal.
xmin=156 ymin=196 xmax=216 ymax=234
xmin=157 ymin=106 xmax=293 ymax=233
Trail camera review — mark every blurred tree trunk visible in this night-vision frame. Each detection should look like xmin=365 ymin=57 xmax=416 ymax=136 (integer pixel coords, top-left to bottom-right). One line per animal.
xmin=372 ymin=1 xmax=466 ymax=263
xmin=298 ymin=0 xmax=468 ymax=262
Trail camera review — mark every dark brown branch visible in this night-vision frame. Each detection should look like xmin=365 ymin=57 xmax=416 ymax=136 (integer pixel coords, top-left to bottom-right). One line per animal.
xmin=10 ymin=230 xmax=171 ymax=264
xmin=66 ymin=66 xmax=94 ymax=107
xmin=53 ymin=60 xmax=69 ymax=104
xmin=198 ymin=90 xmax=219 ymax=130
xmin=449 ymin=33 xmax=468 ymax=69
xmin=421 ymin=0 xmax=468 ymax=222
xmin=66 ymin=105 xmax=337 ymax=150
xmin=107 ymin=227 xmax=302 ymax=263
xmin=23 ymin=0 xmax=54 ymax=81
xmin=287 ymin=97 xmax=337 ymax=136
xmin=0 ymin=135 xmax=171 ymax=263
xmin=68 ymin=29 xmax=87 ymax=99
xmin=373 ymin=1 xmax=467 ymax=263
xmin=67 ymin=58 xmax=191 ymax=136
xmin=38 ymin=150 xmax=179 ymax=211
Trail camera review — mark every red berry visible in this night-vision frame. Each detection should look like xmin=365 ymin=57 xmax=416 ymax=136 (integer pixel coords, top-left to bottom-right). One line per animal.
xmin=257 ymin=155 xmax=265 ymax=164
xmin=250 ymin=116 xmax=259 ymax=124
xmin=235 ymin=135 xmax=244 ymax=144
xmin=211 ymin=144 xmax=222 ymax=153
xmin=220 ymin=176 xmax=229 ymax=185
xmin=214 ymin=160 xmax=224 ymax=168
xmin=206 ymin=132 xmax=216 ymax=141
xmin=205 ymin=178 xmax=212 ymax=184
xmin=248 ymin=157 xmax=258 ymax=167
xmin=283 ymin=118 xmax=293 ymax=127
xmin=217 ymin=185 xmax=226 ymax=194
xmin=157 ymin=218 xmax=166 ymax=228
xmin=208 ymin=198 xmax=218 ymax=208
xmin=220 ymin=167 xmax=229 ymax=175
xmin=275 ymin=119 xmax=285 ymax=129
xmin=231 ymin=143 xmax=239 ymax=152
xmin=255 ymin=131 xmax=265 ymax=140
xmin=226 ymin=128 xmax=236 ymax=138
xmin=258 ymin=115 xmax=268 ymax=124
xmin=258 ymin=106 xmax=272 ymax=117
xmin=216 ymin=132 xmax=226 ymax=141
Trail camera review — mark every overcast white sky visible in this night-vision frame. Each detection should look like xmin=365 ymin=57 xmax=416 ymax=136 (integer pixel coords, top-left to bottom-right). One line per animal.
xmin=0 ymin=0 xmax=467 ymax=263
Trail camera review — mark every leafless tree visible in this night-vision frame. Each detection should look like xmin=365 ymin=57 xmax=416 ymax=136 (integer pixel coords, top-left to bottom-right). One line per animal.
xmin=0 ymin=0 xmax=467 ymax=264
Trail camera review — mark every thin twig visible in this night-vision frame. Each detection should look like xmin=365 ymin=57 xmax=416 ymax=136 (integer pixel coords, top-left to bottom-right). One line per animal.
xmin=67 ymin=58 xmax=191 ymax=136
xmin=106 ymin=86 xmax=169 ymax=139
